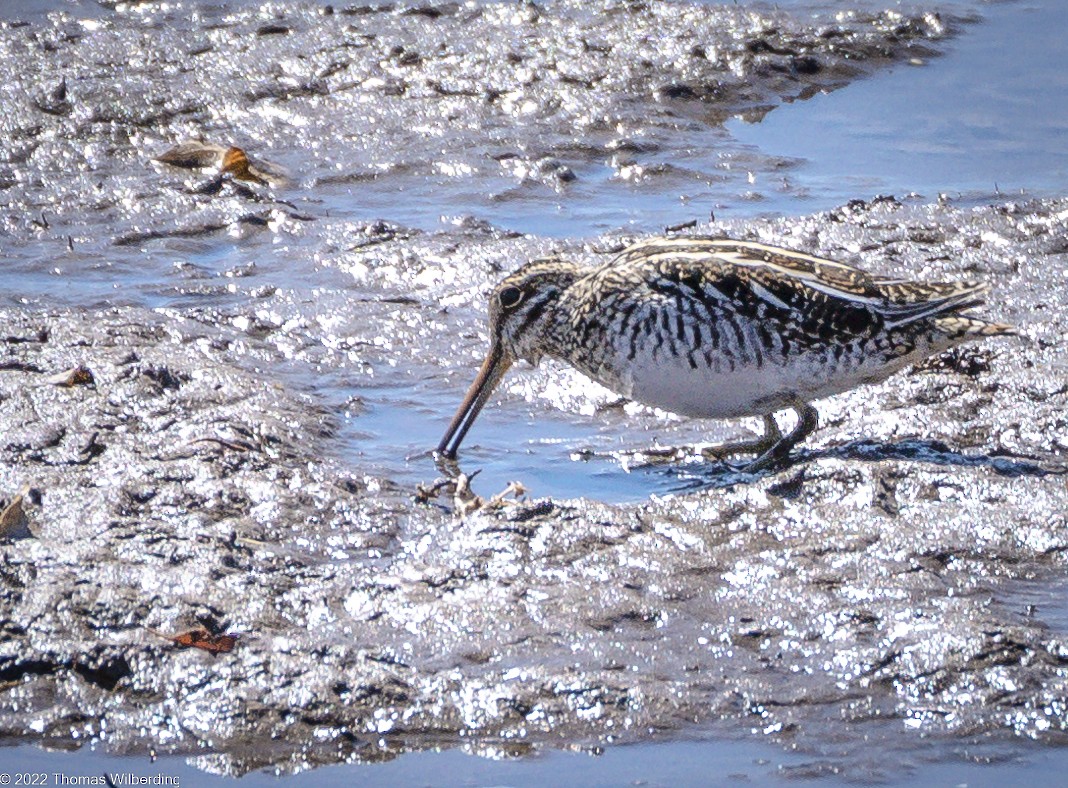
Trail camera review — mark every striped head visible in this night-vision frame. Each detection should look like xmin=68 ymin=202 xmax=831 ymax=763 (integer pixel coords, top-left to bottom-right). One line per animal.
xmin=437 ymin=257 xmax=581 ymax=459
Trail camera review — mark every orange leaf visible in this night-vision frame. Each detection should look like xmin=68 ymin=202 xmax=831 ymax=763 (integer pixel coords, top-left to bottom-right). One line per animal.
xmin=149 ymin=627 xmax=239 ymax=654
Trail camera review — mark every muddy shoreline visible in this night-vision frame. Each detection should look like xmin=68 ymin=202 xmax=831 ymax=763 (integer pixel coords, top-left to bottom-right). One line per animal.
xmin=4 ymin=194 xmax=1068 ymax=776
xmin=1 ymin=0 xmax=1067 ymax=780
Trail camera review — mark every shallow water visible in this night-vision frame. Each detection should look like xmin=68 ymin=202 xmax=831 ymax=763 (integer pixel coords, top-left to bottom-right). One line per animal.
xmin=730 ymin=0 xmax=1068 ymax=211
xmin=6 ymin=733 xmax=1068 ymax=787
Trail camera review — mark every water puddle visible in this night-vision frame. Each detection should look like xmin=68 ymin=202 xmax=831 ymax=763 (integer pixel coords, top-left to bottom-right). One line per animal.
xmin=0 ymin=739 xmax=809 ymax=787
xmin=343 ymin=384 xmax=704 ymax=502
xmin=728 ymin=1 xmax=1068 ymax=212
xmin=7 ymin=730 xmax=1068 ymax=786
xmin=997 ymin=574 xmax=1068 ymax=636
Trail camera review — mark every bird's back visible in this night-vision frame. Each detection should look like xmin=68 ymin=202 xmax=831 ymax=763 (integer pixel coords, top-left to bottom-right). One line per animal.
xmin=550 ymin=238 xmax=1012 ymax=419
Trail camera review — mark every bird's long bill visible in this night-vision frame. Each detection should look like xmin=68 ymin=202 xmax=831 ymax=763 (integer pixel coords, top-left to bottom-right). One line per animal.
xmin=437 ymin=343 xmax=513 ymax=459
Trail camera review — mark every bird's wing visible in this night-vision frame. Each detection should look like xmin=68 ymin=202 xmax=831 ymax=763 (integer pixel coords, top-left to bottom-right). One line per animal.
xmin=617 ymin=238 xmax=987 ymax=329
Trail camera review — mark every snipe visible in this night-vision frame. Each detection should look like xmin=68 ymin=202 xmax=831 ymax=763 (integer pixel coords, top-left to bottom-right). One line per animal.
xmin=437 ymin=238 xmax=1014 ymax=471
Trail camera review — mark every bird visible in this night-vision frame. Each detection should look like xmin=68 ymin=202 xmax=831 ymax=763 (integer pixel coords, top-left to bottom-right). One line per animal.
xmin=436 ymin=237 xmax=1014 ymax=471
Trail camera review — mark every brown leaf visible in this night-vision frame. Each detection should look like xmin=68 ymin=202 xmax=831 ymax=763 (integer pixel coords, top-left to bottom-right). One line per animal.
xmin=46 ymin=365 xmax=95 ymax=387
xmin=154 ymin=141 xmax=229 ymax=169
xmin=221 ymin=147 xmax=268 ymax=185
xmin=0 ymin=485 xmax=31 ymax=538
xmin=149 ymin=627 xmax=239 ymax=654
xmin=155 ymin=141 xmax=288 ymax=186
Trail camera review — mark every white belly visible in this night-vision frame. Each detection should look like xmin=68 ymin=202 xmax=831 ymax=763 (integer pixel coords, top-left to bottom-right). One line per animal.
xmin=620 ymin=355 xmax=801 ymax=418
xmin=588 ymin=346 xmax=924 ymax=419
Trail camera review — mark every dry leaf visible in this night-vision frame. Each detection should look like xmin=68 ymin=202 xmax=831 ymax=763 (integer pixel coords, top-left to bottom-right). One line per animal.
xmin=484 ymin=481 xmax=527 ymax=509
xmin=414 ymin=477 xmax=451 ymax=504
xmin=45 ymin=365 xmax=95 ymax=387
xmin=453 ymin=472 xmax=484 ymax=517
xmin=417 ymin=471 xmax=528 ymax=517
xmin=221 ymin=146 xmax=268 ymax=185
xmin=0 ymin=485 xmax=31 ymax=538
xmin=155 ymin=141 xmax=288 ymax=187
xmin=148 ymin=627 xmax=238 ymax=654
xmin=154 ymin=141 xmax=228 ymax=169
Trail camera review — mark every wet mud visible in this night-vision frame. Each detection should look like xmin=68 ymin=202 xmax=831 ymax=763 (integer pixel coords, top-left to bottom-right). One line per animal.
xmin=4 ymin=194 xmax=1068 ymax=777
xmin=2 ymin=0 xmax=957 ymax=285
xmin=2 ymin=0 xmax=1067 ymax=781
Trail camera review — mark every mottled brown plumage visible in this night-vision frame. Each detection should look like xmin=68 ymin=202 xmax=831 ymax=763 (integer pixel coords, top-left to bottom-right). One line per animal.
xmin=438 ymin=238 xmax=1014 ymax=470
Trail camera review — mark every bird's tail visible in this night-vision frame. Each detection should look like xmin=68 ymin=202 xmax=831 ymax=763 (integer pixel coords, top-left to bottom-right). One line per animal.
xmin=933 ymin=315 xmax=1017 ymax=339
xmin=882 ymin=281 xmax=993 ymax=328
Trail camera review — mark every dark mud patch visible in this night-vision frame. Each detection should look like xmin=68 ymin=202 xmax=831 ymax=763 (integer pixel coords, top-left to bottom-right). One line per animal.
xmin=1 ymin=196 xmax=1068 ymax=777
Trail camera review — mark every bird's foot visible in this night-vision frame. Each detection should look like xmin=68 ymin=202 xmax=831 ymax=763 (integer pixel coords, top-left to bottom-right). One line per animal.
xmin=729 ymin=403 xmax=819 ymax=474
xmin=699 ymin=414 xmax=783 ymax=462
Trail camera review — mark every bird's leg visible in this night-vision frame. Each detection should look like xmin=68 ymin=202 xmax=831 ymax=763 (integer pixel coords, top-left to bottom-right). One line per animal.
xmin=699 ymin=414 xmax=783 ymax=460
xmin=619 ymin=412 xmax=803 ymax=467
xmin=617 ymin=415 xmax=784 ymax=466
xmin=740 ymin=403 xmax=818 ymax=473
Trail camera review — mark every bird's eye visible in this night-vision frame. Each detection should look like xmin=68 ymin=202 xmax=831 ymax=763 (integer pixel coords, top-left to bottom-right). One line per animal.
xmin=498 ymin=286 xmax=524 ymax=309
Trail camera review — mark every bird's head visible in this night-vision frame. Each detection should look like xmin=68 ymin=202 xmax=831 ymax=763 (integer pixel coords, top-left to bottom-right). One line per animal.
xmin=488 ymin=257 xmax=580 ymax=364
xmin=437 ymin=256 xmax=581 ymax=459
